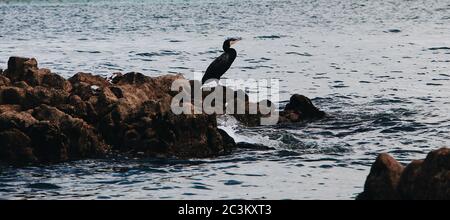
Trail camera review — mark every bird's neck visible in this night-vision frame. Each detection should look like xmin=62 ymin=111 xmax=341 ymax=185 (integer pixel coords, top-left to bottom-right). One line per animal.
xmin=223 ymin=46 xmax=234 ymax=52
xmin=223 ymin=41 xmax=231 ymax=52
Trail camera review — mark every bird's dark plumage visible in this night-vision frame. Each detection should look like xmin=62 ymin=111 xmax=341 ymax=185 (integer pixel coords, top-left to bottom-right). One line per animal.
xmin=202 ymin=38 xmax=240 ymax=84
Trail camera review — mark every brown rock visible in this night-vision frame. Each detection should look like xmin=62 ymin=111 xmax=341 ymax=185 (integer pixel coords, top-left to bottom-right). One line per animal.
xmin=59 ymin=116 xmax=109 ymax=158
xmin=0 ymin=104 xmax=21 ymax=114
xmin=357 ymin=153 xmax=404 ymax=200
xmin=31 ymin=104 xmax=108 ymax=158
xmin=13 ymin=81 xmax=31 ymax=89
xmin=0 ymin=129 xmax=36 ymax=164
xmin=32 ymin=104 xmax=68 ymax=125
xmin=3 ymin=57 xmax=38 ymax=82
xmin=69 ymin=72 xmax=110 ymax=88
xmin=41 ymin=72 xmax=72 ymax=92
xmin=28 ymin=121 xmax=69 ymax=163
xmin=0 ymin=75 xmax=10 ymax=86
xmin=147 ymin=113 xmax=236 ymax=158
xmin=397 ymin=148 xmax=450 ymax=200
xmin=2 ymin=57 xmax=70 ymax=91
xmin=112 ymin=72 xmax=151 ymax=85
xmin=283 ymin=94 xmax=325 ymax=119
xmin=23 ymin=86 xmax=69 ymax=109
xmin=0 ymin=110 xmax=38 ymax=130
xmin=22 ymin=68 xmax=50 ymax=86
xmin=0 ymin=87 xmax=27 ymax=105
xmin=358 ymin=148 xmax=450 ymax=200
xmin=0 ymin=57 xmax=257 ymax=165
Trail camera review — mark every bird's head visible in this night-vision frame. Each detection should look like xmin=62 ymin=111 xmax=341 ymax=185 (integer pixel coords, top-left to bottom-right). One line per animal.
xmin=223 ymin=37 xmax=242 ymax=50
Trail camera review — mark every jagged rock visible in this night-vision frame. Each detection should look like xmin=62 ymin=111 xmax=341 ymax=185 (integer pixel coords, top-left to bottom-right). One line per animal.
xmin=0 ymin=86 xmax=27 ymax=105
xmin=28 ymin=121 xmax=70 ymax=163
xmin=0 ymin=75 xmax=10 ymax=86
xmin=3 ymin=57 xmax=38 ymax=82
xmin=69 ymin=72 xmax=111 ymax=88
xmin=0 ymin=103 xmax=108 ymax=165
xmin=0 ymin=104 xmax=21 ymax=114
xmin=31 ymin=104 xmax=108 ymax=159
xmin=23 ymin=86 xmax=69 ymax=109
xmin=397 ymin=148 xmax=450 ymax=200
xmin=358 ymin=148 xmax=450 ymax=200
xmin=3 ymin=57 xmax=71 ymax=92
xmin=0 ymin=128 xmax=36 ymax=164
xmin=13 ymin=81 xmax=31 ymax=89
xmin=0 ymin=110 xmax=38 ymax=130
xmin=0 ymin=56 xmax=323 ymax=166
xmin=98 ymin=73 xmax=236 ymax=158
xmin=41 ymin=71 xmax=72 ymax=92
xmin=69 ymin=72 xmax=110 ymax=101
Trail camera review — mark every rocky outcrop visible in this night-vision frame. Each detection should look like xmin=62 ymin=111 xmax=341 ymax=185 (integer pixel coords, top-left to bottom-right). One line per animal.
xmin=189 ymin=81 xmax=325 ymax=127
xmin=0 ymin=57 xmax=237 ymax=165
xmin=0 ymin=56 xmax=324 ymax=165
xmin=357 ymin=148 xmax=450 ymax=200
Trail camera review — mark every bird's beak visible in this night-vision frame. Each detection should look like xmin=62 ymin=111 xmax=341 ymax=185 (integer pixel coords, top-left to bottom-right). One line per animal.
xmin=230 ymin=38 xmax=242 ymax=46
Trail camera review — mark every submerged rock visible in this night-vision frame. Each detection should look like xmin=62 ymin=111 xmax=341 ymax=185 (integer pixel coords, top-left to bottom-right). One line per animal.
xmin=191 ymin=82 xmax=324 ymax=126
xmin=358 ymin=148 xmax=450 ymax=200
xmin=279 ymin=94 xmax=325 ymax=123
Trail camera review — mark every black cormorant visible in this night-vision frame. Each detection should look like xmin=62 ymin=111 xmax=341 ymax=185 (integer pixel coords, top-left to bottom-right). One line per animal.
xmin=202 ymin=37 xmax=241 ymax=85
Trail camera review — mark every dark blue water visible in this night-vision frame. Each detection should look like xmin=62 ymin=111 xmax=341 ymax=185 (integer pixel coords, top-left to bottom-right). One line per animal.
xmin=0 ymin=0 xmax=449 ymax=199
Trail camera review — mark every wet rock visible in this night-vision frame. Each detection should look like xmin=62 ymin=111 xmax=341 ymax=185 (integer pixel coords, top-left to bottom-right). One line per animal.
xmin=185 ymin=82 xmax=324 ymax=126
xmin=146 ymin=113 xmax=236 ymax=158
xmin=357 ymin=153 xmax=404 ymax=200
xmin=0 ymin=128 xmax=36 ymax=165
xmin=28 ymin=121 xmax=70 ymax=163
xmin=31 ymin=104 xmax=109 ymax=159
xmin=358 ymin=148 xmax=450 ymax=200
xmin=0 ymin=103 xmax=108 ymax=164
xmin=397 ymin=148 xmax=450 ymax=200
xmin=80 ymin=72 xmax=235 ymax=158
xmin=282 ymin=94 xmax=325 ymax=120
xmin=232 ymin=94 xmax=324 ymax=126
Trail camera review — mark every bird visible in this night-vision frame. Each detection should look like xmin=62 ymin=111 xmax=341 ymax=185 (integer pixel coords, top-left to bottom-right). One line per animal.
xmin=202 ymin=37 xmax=242 ymax=85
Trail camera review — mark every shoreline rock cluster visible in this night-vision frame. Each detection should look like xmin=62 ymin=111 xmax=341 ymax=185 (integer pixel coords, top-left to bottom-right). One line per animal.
xmin=0 ymin=57 xmax=325 ymax=165
xmin=358 ymin=148 xmax=449 ymax=200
